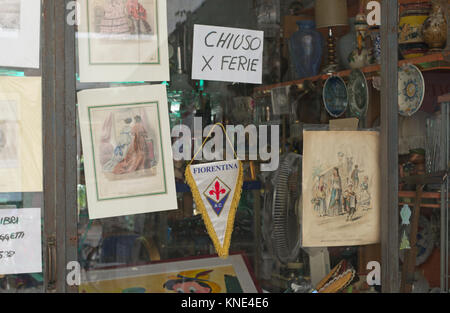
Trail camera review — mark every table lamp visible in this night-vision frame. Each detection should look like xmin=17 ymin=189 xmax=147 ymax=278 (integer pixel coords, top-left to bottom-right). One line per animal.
xmin=315 ymin=0 xmax=349 ymax=73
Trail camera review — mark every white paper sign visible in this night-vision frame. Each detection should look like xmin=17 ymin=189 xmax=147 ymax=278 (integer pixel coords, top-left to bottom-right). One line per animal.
xmin=192 ymin=24 xmax=264 ymax=84
xmin=0 ymin=208 xmax=42 ymax=275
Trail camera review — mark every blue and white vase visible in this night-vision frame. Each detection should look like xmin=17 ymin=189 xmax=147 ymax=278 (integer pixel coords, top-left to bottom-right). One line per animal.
xmin=370 ymin=27 xmax=381 ymax=64
xmin=289 ymin=20 xmax=323 ymax=79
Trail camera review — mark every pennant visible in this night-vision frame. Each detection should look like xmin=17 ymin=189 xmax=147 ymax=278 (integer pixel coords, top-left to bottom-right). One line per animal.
xmin=185 ymin=159 xmax=243 ymax=258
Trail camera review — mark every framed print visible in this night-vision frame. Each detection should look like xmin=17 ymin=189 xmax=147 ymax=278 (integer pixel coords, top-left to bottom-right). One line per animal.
xmin=302 ymin=131 xmax=381 ymax=247
xmin=0 ymin=0 xmax=41 ymax=68
xmin=80 ymin=253 xmax=260 ymax=293
xmin=77 ymin=84 xmax=177 ymax=219
xmin=0 ymin=76 xmax=42 ymax=192
xmin=77 ymin=0 xmax=170 ymax=83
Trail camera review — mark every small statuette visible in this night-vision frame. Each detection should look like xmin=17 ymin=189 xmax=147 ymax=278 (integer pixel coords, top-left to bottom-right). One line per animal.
xmin=400 ymin=204 xmax=412 ymax=225
xmin=400 ymin=230 xmax=411 ymax=250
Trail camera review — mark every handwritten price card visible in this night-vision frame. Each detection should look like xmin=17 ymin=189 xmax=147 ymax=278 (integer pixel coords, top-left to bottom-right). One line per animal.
xmin=192 ymin=24 xmax=264 ymax=84
xmin=0 ymin=208 xmax=42 ymax=275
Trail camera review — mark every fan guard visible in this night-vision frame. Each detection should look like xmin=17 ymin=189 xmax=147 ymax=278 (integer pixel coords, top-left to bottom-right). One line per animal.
xmin=270 ymin=153 xmax=303 ymax=264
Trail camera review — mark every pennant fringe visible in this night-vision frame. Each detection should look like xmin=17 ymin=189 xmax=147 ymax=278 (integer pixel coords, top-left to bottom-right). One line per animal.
xmin=185 ymin=161 xmax=244 ymax=258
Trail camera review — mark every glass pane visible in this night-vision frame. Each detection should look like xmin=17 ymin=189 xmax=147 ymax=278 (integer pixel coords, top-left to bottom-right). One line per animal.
xmin=73 ymin=0 xmax=450 ymax=294
xmin=0 ymin=0 xmax=43 ymax=293
xmin=75 ymin=0 xmax=364 ymax=294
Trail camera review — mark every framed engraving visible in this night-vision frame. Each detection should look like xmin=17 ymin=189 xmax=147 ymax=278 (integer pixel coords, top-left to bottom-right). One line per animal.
xmin=78 ymin=84 xmax=177 ymax=219
xmin=78 ymin=0 xmax=170 ymax=82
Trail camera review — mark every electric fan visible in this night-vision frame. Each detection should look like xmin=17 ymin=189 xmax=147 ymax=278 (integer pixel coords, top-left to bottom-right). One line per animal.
xmin=263 ymin=153 xmax=303 ymax=264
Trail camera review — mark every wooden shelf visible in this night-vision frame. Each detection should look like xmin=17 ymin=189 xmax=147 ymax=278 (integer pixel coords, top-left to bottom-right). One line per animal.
xmin=400 ymin=170 xmax=448 ymax=185
xmin=254 ymin=51 xmax=450 ymax=95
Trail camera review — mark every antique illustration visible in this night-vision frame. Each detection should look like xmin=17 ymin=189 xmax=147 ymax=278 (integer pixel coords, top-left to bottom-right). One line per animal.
xmin=0 ymin=77 xmax=42 ymax=192
xmin=89 ymin=103 xmax=165 ymax=200
xmin=88 ymin=0 xmax=158 ymax=64
xmin=0 ymin=0 xmax=40 ymax=68
xmin=78 ymin=0 xmax=169 ymax=82
xmin=0 ymin=100 xmax=19 ymax=169
xmin=0 ymin=0 xmax=20 ymax=33
xmin=77 ymin=85 xmax=177 ymax=219
xmin=302 ymin=131 xmax=380 ymax=247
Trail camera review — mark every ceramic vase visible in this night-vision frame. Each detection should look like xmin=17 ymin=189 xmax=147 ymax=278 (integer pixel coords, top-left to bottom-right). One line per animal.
xmin=398 ymin=1 xmax=432 ymax=59
xmin=289 ymin=20 xmax=323 ymax=79
xmin=338 ymin=18 xmax=357 ymax=70
xmin=369 ymin=27 xmax=381 ymax=64
xmin=423 ymin=0 xmax=448 ymax=51
xmin=348 ymin=11 xmax=369 ymax=69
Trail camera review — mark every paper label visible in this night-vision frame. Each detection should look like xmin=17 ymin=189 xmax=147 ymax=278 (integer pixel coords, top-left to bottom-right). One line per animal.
xmin=192 ymin=24 xmax=264 ymax=84
xmin=0 ymin=208 xmax=42 ymax=275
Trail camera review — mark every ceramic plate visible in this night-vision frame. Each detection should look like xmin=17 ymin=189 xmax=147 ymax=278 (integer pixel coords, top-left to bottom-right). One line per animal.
xmin=398 ymin=64 xmax=425 ymax=116
xmin=323 ymin=75 xmax=348 ymax=118
xmin=347 ymin=69 xmax=369 ymax=118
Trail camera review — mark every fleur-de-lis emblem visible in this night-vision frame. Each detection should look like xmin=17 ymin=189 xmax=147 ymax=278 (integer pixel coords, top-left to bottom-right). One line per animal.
xmin=209 ymin=181 xmax=226 ymax=201
xmin=204 ymin=177 xmax=231 ymax=216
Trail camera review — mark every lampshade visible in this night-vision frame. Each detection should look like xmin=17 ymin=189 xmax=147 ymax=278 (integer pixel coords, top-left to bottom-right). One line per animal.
xmin=315 ymin=0 xmax=349 ymax=28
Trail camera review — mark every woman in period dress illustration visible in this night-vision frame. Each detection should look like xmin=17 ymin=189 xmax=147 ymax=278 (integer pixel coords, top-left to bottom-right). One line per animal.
xmin=313 ymin=175 xmax=327 ymax=217
xmin=126 ymin=0 xmax=152 ymax=35
xmin=328 ymin=167 xmax=343 ymax=216
xmin=359 ymin=175 xmax=371 ymax=210
xmin=113 ymin=115 xmax=153 ymax=175
xmin=103 ymin=117 xmax=133 ymax=173
xmin=100 ymin=0 xmax=130 ymax=35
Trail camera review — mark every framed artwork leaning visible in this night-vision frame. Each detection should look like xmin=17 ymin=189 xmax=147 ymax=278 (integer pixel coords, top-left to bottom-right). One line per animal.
xmin=0 ymin=0 xmax=41 ymax=68
xmin=77 ymin=84 xmax=177 ymax=219
xmin=77 ymin=0 xmax=170 ymax=82
xmin=302 ymin=130 xmax=381 ymax=247
xmin=79 ymin=253 xmax=261 ymax=293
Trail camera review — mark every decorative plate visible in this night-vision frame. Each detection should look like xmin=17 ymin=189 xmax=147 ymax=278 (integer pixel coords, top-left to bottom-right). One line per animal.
xmin=347 ymin=69 xmax=369 ymax=118
xmin=323 ymin=75 xmax=348 ymax=118
xmin=398 ymin=64 xmax=425 ymax=117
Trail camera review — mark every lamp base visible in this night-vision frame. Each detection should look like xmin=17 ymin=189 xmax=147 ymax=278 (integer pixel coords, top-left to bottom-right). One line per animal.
xmin=321 ymin=27 xmax=340 ymax=74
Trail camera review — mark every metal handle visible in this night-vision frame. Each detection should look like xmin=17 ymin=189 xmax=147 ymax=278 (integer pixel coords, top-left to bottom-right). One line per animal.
xmin=46 ymin=236 xmax=57 ymax=292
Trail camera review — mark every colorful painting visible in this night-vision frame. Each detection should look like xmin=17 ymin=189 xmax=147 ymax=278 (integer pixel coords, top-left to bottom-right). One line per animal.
xmin=0 ymin=0 xmax=20 ymax=34
xmin=81 ymin=266 xmax=240 ymax=293
xmin=79 ymin=254 xmax=259 ymax=293
xmin=302 ymin=131 xmax=380 ymax=247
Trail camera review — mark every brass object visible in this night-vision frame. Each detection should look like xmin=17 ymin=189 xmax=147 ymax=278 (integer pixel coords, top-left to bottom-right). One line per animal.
xmin=423 ymin=0 xmax=448 ymax=51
